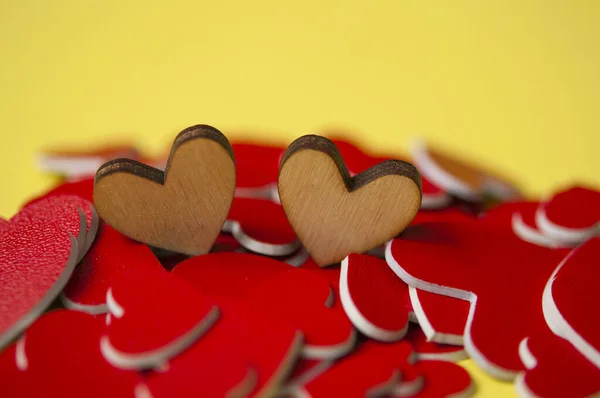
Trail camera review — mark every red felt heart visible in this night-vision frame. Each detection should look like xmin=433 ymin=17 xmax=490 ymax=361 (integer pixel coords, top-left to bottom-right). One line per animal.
xmin=62 ymin=223 xmax=164 ymax=313
xmin=408 ymin=287 xmax=468 ymax=346
xmin=536 ymin=186 xmax=600 ymax=245
xmin=15 ymin=194 xmax=98 ymax=259
xmin=386 ymin=220 xmax=569 ymax=380
xmin=0 ymin=198 xmax=88 ymax=348
xmin=339 ymin=253 xmax=411 ymax=342
xmin=516 ymin=327 xmax=600 ymax=398
xmin=101 ymin=270 xmax=219 ymax=369
xmin=223 ymin=196 xmax=300 ymax=256
xmin=542 ymin=237 xmax=600 ymax=368
xmin=1 ymin=310 xmax=138 ymax=397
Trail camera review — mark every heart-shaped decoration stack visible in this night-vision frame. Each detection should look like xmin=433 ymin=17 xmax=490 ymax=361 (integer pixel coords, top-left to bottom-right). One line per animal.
xmin=93 ymin=125 xmax=236 ymax=255
xmin=278 ymin=135 xmax=422 ymax=266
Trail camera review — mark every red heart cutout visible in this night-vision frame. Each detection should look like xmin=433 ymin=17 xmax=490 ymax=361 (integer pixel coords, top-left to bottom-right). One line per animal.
xmin=386 ymin=220 xmax=569 ymax=379
xmin=339 ymin=253 xmax=411 ymax=342
xmin=101 ymin=270 xmax=219 ymax=370
xmin=537 ymin=186 xmax=600 ymax=245
xmin=542 ymin=237 xmax=600 ymax=368
xmin=516 ymin=326 xmax=600 ymax=398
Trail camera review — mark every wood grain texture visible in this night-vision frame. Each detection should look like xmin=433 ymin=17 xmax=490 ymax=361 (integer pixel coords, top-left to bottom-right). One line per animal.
xmin=93 ymin=125 xmax=236 ymax=255
xmin=278 ymin=135 xmax=422 ymax=267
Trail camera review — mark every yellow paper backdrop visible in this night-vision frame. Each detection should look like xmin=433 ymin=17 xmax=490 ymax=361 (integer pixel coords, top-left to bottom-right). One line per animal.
xmin=1 ymin=0 xmax=599 ymax=396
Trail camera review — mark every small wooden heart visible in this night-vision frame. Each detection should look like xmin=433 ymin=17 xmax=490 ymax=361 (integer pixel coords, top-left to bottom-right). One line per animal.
xmin=278 ymin=135 xmax=422 ymax=266
xmin=93 ymin=125 xmax=236 ymax=255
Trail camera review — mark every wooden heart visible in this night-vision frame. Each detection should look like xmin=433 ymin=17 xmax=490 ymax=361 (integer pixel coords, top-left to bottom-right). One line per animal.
xmin=278 ymin=135 xmax=422 ymax=266
xmin=93 ymin=125 xmax=236 ymax=255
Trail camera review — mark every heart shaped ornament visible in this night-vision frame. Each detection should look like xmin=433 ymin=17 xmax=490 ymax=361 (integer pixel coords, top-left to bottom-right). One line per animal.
xmin=278 ymin=135 xmax=422 ymax=267
xmin=0 ymin=195 xmax=97 ymax=349
xmin=516 ymin=327 xmax=600 ymax=398
xmin=339 ymin=253 xmax=412 ymax=342
xmin=542 ymin=237 xmax=600 ymax=368
xmin=386 ymin=220 xmax=569 ymax=380
xmin=93 ymin=125 xmax=236 ymax=255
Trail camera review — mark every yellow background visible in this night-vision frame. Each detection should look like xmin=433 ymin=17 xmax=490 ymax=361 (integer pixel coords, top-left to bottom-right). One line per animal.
xmin=2 ymin=0 xmax=599 ymax=396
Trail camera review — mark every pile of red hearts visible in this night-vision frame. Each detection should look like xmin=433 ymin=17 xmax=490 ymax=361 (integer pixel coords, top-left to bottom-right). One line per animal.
xmin=1 ymin=124 xmax=598 ymax=398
